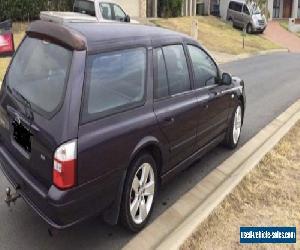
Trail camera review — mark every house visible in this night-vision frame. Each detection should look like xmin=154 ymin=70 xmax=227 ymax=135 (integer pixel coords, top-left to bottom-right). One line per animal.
xmin=267 ymin=0 xmax=300 ymax=19
xmin=181 ymin=0 xmax=211 ymax=16
xmin=219 ymin=0 xmax=231 ymax=19
xmin=218 ymin=0 xmax=300 ymax=20
xmin=111 ymin=0 xmax=157 ymax=18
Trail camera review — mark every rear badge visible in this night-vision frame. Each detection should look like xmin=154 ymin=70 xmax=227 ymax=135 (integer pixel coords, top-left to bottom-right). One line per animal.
xmin=40 ymin=154 xmax=46 ymax=161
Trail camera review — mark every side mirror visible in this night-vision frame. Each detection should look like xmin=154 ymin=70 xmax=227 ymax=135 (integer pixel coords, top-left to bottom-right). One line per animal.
xmin=125 ymin=15 xmax=130 ymax=23
xmin=222 ymin=72 xmax=232 ymax=85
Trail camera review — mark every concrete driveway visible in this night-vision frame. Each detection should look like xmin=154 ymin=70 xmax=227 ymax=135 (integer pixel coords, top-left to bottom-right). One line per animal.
xmin=0 ymin=52 xmax=300 ymax=250
xmin=264 ymin=21 xmax=300 ymax=53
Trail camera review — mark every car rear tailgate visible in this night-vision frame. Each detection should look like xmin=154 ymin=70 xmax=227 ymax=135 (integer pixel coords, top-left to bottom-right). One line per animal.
xmin=0 ymin=23 xmax=86 ymax=189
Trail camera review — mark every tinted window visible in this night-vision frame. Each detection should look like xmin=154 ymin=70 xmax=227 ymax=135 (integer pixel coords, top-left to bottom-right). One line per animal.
xmin=154 ymin=48 xmax=169 ymax=99
xmin=229 ymin=1 xmax=242 ymax=12
xmin=74 ymin=0 xmax=96 ymax=16
xmin=113 ymin=4 xmax=126 ymax=20
xmin=236 ymin=2 xmax=243 ymax=11
xmin=83 ymin=48 xmax=146 ymax=120
xmin=7 ymin=37 xmax=72 ymax=116
xmin=188 ymin=45 xmax=218 ymax=88
xmin=100 ymin=3 xmax=112 ymax=20
xmin=162 ymin=45 xmax=190 ymax=95
xmin=243 ymin=5 xmax=250 ymax=15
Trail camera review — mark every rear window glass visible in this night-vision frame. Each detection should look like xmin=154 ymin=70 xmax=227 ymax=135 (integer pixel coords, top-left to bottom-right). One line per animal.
xmin=154 ymin=48 xmax=169 ymax=99
xmin=74 ymin=0 xmax=96 ymax=16
xmin=6 ymin=37 xmax=72 ymax=116
xmin=229 ymin=1 xmax=242 ymax=12
xmin=162 ymin=45 xmax=190 ymax=95
xmin=82 ymin=48 xmax=146 ymax=122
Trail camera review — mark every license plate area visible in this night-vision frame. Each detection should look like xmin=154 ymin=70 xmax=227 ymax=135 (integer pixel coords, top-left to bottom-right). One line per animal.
xmin=12 ymin=120 xmax=31 ymax=153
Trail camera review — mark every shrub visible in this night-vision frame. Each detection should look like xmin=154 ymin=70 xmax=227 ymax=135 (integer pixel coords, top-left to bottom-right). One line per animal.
xmin=0 ymin=0 xmax=73 ymax=21
xmin=159 ymin=0 xmax=183 ymax=18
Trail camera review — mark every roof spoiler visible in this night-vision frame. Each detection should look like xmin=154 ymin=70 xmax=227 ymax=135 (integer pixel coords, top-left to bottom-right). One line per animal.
xmin=26 ymin=20 xmax=87 ymax=51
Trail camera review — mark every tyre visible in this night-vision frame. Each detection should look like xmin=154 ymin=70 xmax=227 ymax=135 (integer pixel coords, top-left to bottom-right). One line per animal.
xmin=228 ymin=18 xmax=234 ymax=27
xmin=223 ymin=102 xmax=243 ymax=149
xmin=120 ymin=153 xmax=158 ymax=232
xmin=246 ymin=23 xmax=253 ymax=34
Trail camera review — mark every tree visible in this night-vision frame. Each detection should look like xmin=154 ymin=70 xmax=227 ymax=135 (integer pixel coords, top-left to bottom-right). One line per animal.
xmin=159 ymin=0 xmax=183 ymax=18
xmin=0 ymin=0 xmax=73 ymax=21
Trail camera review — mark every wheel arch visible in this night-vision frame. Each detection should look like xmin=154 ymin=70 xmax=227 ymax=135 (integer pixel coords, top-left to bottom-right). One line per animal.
xmin=129 ymin=136 xmax=164 ymax=178
xmin=237 ymin=94 xmax=245 ymax=125
xmin=102 ymin=136 xmax=165 ymax=225
xmin=246 ymin=22 xmax=253 ymax=33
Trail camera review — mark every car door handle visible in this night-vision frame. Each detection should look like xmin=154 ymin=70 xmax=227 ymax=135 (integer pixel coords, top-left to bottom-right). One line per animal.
xmin=163 ymin=117 xmax=175 ymax=124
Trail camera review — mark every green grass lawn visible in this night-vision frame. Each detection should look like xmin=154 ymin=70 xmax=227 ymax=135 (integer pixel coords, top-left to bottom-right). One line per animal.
xmin=152 ymin=16 xmax=281 ymax=55
xmin=279 ymin=20 xmax=300 ymax=37
xmin=0 ymin=23 xmax=27 ymax=82
xmin=279 ymin=20 xmax=289 ymax=30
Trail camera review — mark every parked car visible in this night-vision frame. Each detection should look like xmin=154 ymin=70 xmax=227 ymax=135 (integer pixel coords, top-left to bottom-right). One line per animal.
xmin=227 ymin=0 xmax=267 ymax=33
xmin=74 ymin=0 xmax=136 ymax=22
xmin=40 ymin=11 xmax=107 ymax=24
xmin=41 ymin=0 xmax=138 ymax=24
xmin=0 ymin=20 xmax=15 ymax=56
xmin=0 ymin=20 xmax=246 ymax=232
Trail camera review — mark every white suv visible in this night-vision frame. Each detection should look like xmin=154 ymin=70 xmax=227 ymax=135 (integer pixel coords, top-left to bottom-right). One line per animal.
xmin=41 ymin=0 xmax=138 ymax=24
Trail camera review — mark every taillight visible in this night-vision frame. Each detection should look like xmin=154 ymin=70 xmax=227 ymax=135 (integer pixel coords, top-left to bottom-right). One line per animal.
xmin=0 ymin=33 xmax=14 ymax=54
xmin=53 ymin=139 xmax=77 ymax=189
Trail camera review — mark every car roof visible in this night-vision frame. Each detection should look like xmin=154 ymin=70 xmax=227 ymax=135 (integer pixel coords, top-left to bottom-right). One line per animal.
xmin=229 ymin=0 xmax=245 ymax=4
xmin=66 ymin=22 xmax=188 ymax=42
xmin=27 ymin=21 xmax=194 ymax=52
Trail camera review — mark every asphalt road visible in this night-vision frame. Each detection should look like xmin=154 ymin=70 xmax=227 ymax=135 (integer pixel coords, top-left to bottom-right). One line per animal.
xmin=0 ymin=52 xmax=300 ymax=250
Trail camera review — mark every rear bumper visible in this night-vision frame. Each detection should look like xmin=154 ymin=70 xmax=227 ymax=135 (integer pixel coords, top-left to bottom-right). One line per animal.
xmin=0 ymin=144 xmax=121 ymax=229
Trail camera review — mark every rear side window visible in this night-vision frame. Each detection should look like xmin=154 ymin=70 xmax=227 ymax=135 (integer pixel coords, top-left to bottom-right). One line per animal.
xmin=82 ymin=48 xmax=146 ymax=121
xmin=100 ymin=3 xmax=112 ymax=20
xmin=154 ymin=48 xmax=169 ymax=99
xmin=229 ymin=1 xmax=242 ymax=12
xmin=6 ymin=37 xmax=72 ymax=117
xmin=162 ymin=45 xmax=190 ymax=95
xmin=74 ymin=0 xmax=96 ymax=16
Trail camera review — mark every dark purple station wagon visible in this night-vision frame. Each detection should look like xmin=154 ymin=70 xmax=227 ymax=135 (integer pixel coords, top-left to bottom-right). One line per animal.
xmin=0 ymin=20 xmax=246 ymax=232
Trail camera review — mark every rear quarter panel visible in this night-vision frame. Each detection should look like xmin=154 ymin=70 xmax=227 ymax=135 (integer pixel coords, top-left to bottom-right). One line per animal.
xmin=77 ymin=104 xmax=167 ymax=185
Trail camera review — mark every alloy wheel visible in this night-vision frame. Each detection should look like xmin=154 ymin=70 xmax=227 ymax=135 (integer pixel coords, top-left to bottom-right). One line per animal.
xmin=129 ymin=163 xmax=155 ymax=224
xmin=233 ymin=106 xmax=242 ymax=144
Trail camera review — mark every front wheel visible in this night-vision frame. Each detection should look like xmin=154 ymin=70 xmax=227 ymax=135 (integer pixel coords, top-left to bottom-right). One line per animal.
xmin=120 ymin=153 xmax=158 ymax=232
xmin=228 ymin=18 xmax=234 ymax=27
xmin=224 ymin=103 xmax=243 ymax=149
xmin=246 ymin=23 xmax=253 ymax=34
